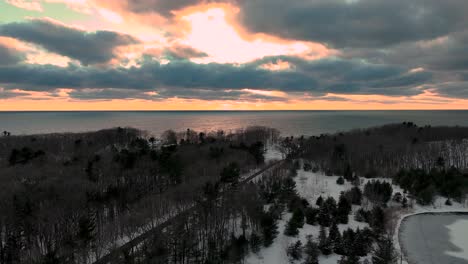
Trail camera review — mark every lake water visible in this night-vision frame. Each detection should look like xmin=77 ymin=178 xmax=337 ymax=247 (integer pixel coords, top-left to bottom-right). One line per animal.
xmin=400 ymin=213 xmax=468 ymax=264
xmin=1 ymin=110 xmax=468 ymax=136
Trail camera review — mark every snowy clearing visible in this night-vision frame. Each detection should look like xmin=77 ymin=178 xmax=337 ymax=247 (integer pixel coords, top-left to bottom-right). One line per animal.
xmin=245 ymin=169 xmax=371 ymax=264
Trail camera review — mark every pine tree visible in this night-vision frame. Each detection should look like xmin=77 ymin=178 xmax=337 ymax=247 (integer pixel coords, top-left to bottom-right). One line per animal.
xmin=328 ymin=222 xmax=343 ymax=254
xmin=370 ymin=206 xmax=385 ymax=234
xmin=260 ymin=211 xmax=278 ymax=247
xmin=372 ymin=236 xmax=397 ymax=264
xmin=287 ymin=240 xmax=303 ymax=261
xmin=250 ymin=233 xmax=261 ymax=253
xmin=337 ymin=194 xmax=351 ymax=224
xmin=317 ymin=204 xmax=331 ymax=227
xmin=303 ymin=235 xmax=319 ymax=264
xmin=285 ymin=208 xmax=305 ymax=236
xmin=284 ymin=218 xmax=300 ymax=237
xmin=316 ymin=196 xmax=324 ymax=206
xmin=342 ymin=228 xmax=356 ymax=256
xmin=337 ymin=176 xmax=345 ymax=185
xmin=353 ymin=228 xmax=370 ymax=257
xmin=281 ymin=177 xmax=297 ymax=202
xmin=318 ymin=226 xmax=332 ymax=255
xmin=305 ymin=207 xmax=319 ymax=225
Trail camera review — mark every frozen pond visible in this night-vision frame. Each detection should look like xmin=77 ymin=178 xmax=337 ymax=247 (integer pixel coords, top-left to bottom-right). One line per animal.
xmin=399 ymin=213 xmax=468 ymax=264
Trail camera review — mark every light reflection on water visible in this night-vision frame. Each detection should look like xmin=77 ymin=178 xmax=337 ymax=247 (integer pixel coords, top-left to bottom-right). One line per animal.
xmin=1 ymin=110 xmax=468 ymax=136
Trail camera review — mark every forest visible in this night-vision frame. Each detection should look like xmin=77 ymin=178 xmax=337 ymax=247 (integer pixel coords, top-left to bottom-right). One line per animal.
xmin=0 ymin=122 xmax=467 ymax=264
xmin=0 ymin=126 xmax=280 ymax=264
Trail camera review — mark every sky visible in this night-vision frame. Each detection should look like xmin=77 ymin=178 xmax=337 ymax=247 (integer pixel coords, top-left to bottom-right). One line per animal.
xmin=0 ymin=0 xmax=467 ymax=110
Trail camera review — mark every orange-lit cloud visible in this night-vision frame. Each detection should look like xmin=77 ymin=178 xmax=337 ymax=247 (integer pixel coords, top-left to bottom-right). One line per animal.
xmin=2 ymin=89 xmax=468 ymax=111
xmin=1 ymin=0 xmax=468 ymax=110
xmin=171 ymin=4 xmax=335 ymax=63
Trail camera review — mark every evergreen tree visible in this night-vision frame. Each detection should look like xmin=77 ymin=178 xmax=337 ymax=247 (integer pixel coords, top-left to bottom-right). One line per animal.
xmin=328 ymin=222 xmax=343 ymax=255
xmin=353 ymin=228 xmax=370 ymax=257
xmin=250 ymin=233 xmax=261 ymax=253
xmin=337 ymin=194 xmax=352 ymax=224
xmin=287 ymin=240 xmax=303 ymax=261
xmin=318 ymin=226 xmax=332 ymax=255
xmin=285 ymin=208 xmax=304 ymax=236
xmin=260 ymin=211 xmax=278 ymax=247
xmin=220 ymin=162 xmax=240 ymax=185
xmin=303 ymin=235 xmax=319 ymax=264
xmin=372 ymin=237 xmax=397 ymax=264
xmin=305 ymin=207 xmax=319 ymax=225
xmin=370 ymin=206 xmax=385 ymax=234
xmin=342 ymin=228 xmax=356 ymax=256
xmin=281 ymin=177 xmax=297 ymax=202
xmin=344 ymin=187 xmax=363 ymax=205
xmin=284 ymin=218 xmax=299 ymax=237
xmin=337 ymin=176 xmax=345 ymax=185
xmin=354 ymin=208 xmax=370 ymax=223
xmin=317 ymin=204 xmax=331 ymax=227
xmin=316 ymin=196 xmax=324 ymax=207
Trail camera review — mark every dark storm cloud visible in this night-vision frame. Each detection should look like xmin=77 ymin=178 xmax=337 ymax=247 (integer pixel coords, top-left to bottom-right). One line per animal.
xmin=344 ymin=30 xmax=468 ymax=74
xmin=0 ymin=56 xmax=434 ymax=100
xmin=112 ymin=0 xmax=468 ymax=49
xmin=0 ymin=59 xmax=317 ymax=91
xmin=433 ymin=82 xmax=468 ymax=99
xmin=0 ymin=44 xmax=24 ymax=65
xmin=237 ymin=0 xmax=468 ymax=48
xmin=67 ymin=87 xmax=289 ymax=101
xmin=0 ymin=19 xmax=139 ymax=65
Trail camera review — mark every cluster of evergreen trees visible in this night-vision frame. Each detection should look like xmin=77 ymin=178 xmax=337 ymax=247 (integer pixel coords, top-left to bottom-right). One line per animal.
xmin=394 ymin=166 xmax=468 ymax=204
xmin=363 ymin=181 xmax=393 ymax=205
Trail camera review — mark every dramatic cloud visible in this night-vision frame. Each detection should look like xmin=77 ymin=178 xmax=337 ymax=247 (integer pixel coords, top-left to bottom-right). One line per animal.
xmin=0 ymin=0 xmax=467 ymax=108
xmin=0 ymin=19 xmax=139 ymax=65
xmin=237 ymin=0 xmax=468 ymax=48
xmin=0 ymin=44 xmax=24 ymax=65
xmin=0 ymin=56 xmax=433 ymax=99
xmin=433 ymin=82 xmax=468 ymax=99
xmin=376 ymin=31 xmax=468 ymax=72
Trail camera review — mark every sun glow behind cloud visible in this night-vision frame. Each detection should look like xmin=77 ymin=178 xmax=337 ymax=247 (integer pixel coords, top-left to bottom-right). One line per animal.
xmin=176 ymin=6 xmax=330 ymax=64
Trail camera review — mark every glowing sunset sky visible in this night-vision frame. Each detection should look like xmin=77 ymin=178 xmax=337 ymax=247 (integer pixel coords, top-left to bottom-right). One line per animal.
xmin=0 ymin=0 xmax=468 ymax=110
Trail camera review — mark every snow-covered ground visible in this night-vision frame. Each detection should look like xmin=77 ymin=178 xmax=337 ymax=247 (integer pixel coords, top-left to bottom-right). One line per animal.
xmin=264 ymin=145 xmax=284 ymax=163
xmin=245 ymin=169 xmax=371 ymax=264
xmin=246 ymin=165 xmax=468 ymax=264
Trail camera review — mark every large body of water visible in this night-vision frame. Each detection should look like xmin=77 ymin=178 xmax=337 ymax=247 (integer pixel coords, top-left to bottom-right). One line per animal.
xmin=1 ymin=110 xmax=468 ymax=136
